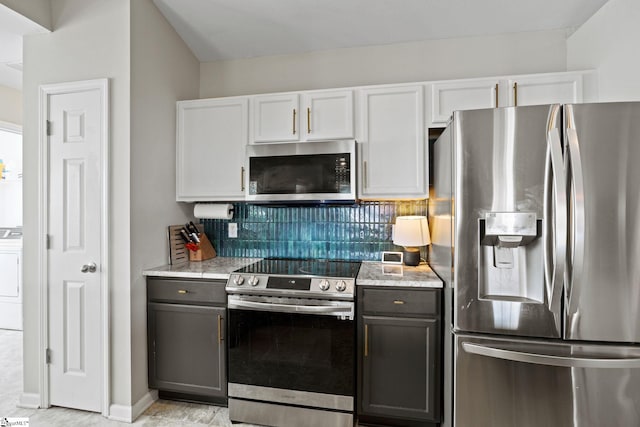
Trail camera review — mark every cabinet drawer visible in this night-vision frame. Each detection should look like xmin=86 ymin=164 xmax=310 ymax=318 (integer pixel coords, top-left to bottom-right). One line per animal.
xmin=147 ymin=278 xmax=226 ymax=305
xmin=360 ymin=287 xmax=439 ymax=317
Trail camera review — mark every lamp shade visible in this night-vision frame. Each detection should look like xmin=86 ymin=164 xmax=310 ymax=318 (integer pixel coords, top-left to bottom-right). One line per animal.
xmin=431 ymin=214 xmax=452 ymax=247
xmin=393 ymin=216 xmax=431 ymax=247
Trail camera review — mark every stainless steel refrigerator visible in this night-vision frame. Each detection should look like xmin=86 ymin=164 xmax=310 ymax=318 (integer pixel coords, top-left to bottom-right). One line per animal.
xmin=429 ymin=102 xmax=640 ymax=427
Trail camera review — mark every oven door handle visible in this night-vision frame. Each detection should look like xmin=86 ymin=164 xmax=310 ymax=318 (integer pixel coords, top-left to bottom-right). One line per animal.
xmin=228 ymin=298 xmax=353 ymax=317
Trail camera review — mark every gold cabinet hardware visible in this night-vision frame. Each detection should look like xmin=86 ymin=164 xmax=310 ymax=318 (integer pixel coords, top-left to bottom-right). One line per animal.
xmin=364 ymin=324 xmax=369 ymax=357
xmin=292 ymin=109 xmax=297 ymax=135
xmin=513 ymin=82 xmax=518 ymax=106
xmin=240 ymin=166 xmax=245 ymax=191
xmin=363 ymin=161 xmax=368 ymax=189
xmin=307 ymin=107 xmax=311 ymax=133
xmin=218 ymin=314 xmax=224 ymax=343
xmin=177 ymin=289 xmax=188 ymax=294
xmin=495 ymin=83 xmax=499 ymax=108
xmin=393 ymin=300 xmax=406 ymax=305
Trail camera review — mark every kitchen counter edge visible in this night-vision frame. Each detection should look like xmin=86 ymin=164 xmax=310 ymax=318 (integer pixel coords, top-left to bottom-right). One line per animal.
xmin=356 ymin=261 xmax=443 ymax=288
xmin=143 ymin=257 xmax=261 ymax=280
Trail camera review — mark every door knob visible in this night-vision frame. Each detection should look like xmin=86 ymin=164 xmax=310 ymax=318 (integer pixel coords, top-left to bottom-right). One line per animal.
xmin=81 ymin=262 xmax=97 ymax=273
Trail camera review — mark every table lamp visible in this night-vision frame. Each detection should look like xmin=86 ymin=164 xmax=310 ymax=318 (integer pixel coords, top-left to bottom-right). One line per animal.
xmin=393 ymin=216 xmax=431 ymax=266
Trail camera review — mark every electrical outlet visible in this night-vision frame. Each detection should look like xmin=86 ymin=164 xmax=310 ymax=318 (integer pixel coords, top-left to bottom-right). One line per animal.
xmin=228 ymin=223 xmax=238 ymax=238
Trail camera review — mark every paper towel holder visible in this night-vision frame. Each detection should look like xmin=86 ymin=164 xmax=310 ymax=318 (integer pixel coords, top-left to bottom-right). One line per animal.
xmin=193 ymin=203 xmax=235 ymax=220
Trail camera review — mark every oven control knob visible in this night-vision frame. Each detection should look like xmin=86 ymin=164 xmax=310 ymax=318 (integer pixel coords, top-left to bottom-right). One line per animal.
xmin=336 ymin=280 xmax=347 ymax=292
xmin=233 ymin=275 xmax=245 ymax=286
xmin=319 ymin=279 xmax=331 ymax=291
xmin=249 ymin=276 xmax=260 ymax=287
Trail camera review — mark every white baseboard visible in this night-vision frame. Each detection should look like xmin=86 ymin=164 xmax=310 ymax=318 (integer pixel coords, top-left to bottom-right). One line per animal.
xmin=108 ymin=390 xmax=158 ymax=423
xmin=18 ymin=393 xmax=41 ymax=409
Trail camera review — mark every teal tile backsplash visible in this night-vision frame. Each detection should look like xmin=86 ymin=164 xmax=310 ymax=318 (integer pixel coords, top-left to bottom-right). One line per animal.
xmin=202 ymin=200 xmax=428 ymax=261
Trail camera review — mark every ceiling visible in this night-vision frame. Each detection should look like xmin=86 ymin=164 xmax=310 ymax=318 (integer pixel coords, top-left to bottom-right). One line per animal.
xmin=153 ymin=0 xmax=609 ymax=62
xmin=1 ymin=0 xmax=610 ymax=90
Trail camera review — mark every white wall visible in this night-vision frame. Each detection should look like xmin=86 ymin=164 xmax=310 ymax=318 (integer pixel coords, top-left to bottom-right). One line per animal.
xmin=200 ymin=30 xmax=568 ymax=97
xmin=567 ymin=0 xmax=640 ymax=101
xmin=22 ymin=0 xmax=199 ymax=417
xmin=130 ymin=0 xmax=199 ymax=405
xmin=0 ymin=84 xmax=22 ymax=124
xmin=22 ymin=0 xmax=132 ymax=410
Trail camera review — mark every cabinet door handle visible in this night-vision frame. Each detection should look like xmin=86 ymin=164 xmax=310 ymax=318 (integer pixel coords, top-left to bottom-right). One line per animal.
xmin=393 ymin=300 xmax=405 ymax=305
xmin=495 ymin=83 xmax=499 ymax=108
xmin=218 ymin=314 xmax=224 ymax=343
xmin=307 ymin=107 xmax=311 ymax=133
xmin=363 ymin=161 xmax=368 ymax=189
xmin=241 ymin=166 xmax=245 ymax=192
xmin=292 ymin=109 xmax=297 ymax=135
xmin=177 ymin=289 xmax=188 ymax=294
xmin=364 ymin=324 xmax=369 ymax=357
xmin=513 ymin=82 xmax=518 ymax=106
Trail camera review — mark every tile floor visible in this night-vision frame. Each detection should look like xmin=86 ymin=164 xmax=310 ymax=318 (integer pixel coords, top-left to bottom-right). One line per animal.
xmin=0 ymin=329 xmax=256 ymax=426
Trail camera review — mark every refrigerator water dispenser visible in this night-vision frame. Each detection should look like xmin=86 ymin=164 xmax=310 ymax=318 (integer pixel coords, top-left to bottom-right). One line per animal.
xmin=478 ymin=212 xmax=543 ymax=303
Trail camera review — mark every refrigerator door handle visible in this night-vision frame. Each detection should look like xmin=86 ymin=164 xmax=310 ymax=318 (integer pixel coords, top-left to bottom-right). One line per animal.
xmin=565 ymin=105 xmax=586 ymax=318
xmin=462 ymin=342 xmax=640 ymax=369
xmin=543 ymin=105 xmax=567 ymax=314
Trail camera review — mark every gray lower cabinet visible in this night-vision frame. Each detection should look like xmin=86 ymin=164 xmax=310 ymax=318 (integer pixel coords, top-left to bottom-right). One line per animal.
xmin=147 ymin=277 xmax=227 ymax=404
xmin=357 ymin=287 xmax=442 ymax=427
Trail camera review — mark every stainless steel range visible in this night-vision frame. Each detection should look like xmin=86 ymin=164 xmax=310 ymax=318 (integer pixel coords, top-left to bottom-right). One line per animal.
xmin=226 ymin=258 xmax=361 ymax=427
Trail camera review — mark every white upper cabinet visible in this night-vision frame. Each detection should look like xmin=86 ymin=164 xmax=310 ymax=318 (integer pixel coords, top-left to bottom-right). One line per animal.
xmin=251 ymin=90 xmax=354 ymax=143
xmin=176 ymin=97 xmax=248 ymax=202
xmin=176 ymin=71 xmax=595 ymax=201
xmin=430 ymin=78 xmax=499 ymax=125
xmin=302 ymin=90 xmax=354 ymax=141
xmin=251 ymin=93 xmax=300 ymax=143
xmin=506 ymin=73 xmax=583 ymax=107
xmin=359 ymin=84 xmax=426 ymax=198
xmin=428 ymin=71 xmax=589 ymax=127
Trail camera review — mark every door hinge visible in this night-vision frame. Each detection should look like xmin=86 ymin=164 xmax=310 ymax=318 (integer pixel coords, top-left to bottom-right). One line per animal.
xmin=46 ymin=348 xmax=51 ymax=364
xmin=46 ymin=120 xmax=52 ymax=136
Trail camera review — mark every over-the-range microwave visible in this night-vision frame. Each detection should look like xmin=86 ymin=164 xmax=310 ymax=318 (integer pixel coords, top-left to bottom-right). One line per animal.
xmin=245 ymin=140 xmax=357 ymax=204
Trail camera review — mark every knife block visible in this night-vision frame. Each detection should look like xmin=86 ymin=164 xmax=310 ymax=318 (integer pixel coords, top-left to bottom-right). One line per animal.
xmin=189 ymin=231 xmax=217 ymax=262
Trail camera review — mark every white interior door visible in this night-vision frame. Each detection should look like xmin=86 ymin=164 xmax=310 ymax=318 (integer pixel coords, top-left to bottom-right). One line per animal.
xmin=46 ymin=80 xmax=108 ymax=412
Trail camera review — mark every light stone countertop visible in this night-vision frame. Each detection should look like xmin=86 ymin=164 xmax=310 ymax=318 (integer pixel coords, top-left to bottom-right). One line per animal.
xmin=143 ymin=257 xmax=261 ymax=280
xmin=356 ymin=261 xmax=443 ymax=288
xmin=143 ymin=257 xmax=443 ymax=288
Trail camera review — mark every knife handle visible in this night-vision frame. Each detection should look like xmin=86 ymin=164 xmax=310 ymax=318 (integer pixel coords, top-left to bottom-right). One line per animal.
xmin=179 ymin=229 xmax=192 ymax=243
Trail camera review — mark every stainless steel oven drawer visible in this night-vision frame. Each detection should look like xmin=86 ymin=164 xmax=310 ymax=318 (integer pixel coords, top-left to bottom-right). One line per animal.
xmin=147 ymin=278 xmax=226 ymax=305
xmin=360 ymin=287 xmax=440 ymax=317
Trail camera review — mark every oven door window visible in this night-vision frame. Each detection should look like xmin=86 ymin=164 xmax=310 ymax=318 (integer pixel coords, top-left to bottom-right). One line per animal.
xmin=228 ymin=309 xmax=354 ymax=396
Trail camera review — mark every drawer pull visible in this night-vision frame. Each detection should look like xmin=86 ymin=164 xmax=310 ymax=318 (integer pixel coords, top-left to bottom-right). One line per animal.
xmin=292 ymin=108 xmax=297 ymax=135
xmin=364 ymin=324 xmax=369 ymax=357
xmin=177 ymin=289 xmax=188 ymax=294
xmin=393 ymin=300 xmax=405 ymax=305
xmin=218 ymin=314 xmax=224 ymax=343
